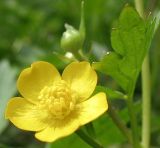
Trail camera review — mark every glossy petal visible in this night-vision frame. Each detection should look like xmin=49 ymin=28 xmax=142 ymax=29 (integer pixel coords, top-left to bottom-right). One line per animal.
xmin=35 ymin=114 xmax=79 ymax=142
xmin=77 ymin=92 xmax=108 ymax=125
xmin=17 ymin=61 xmax=61 ymax=104
xmin=5 ymin=97 xmax=48 ymax=131
xmin=62 ymin=62 xmax=97 ymax=102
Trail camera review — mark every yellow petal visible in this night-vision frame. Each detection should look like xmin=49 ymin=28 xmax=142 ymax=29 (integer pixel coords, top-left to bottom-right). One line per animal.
xmin=62 ymin=62 xmax=97 ymax=102
xmin=17 ymin=61 xmax=61 ymax=104
xmin=35 ymin=114 xmax=79 ymax=142
xmin=77 ymin=92 xmax=108 ymax=125
xmin=5 ymin=97 xmax=48 ymax=131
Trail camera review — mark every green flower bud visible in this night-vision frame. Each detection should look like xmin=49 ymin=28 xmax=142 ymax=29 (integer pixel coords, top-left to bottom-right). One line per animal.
xmin=61 ymin=1 xmax=85 ymax=52
xmin=61 ymin=24 xmax=84 ymax=51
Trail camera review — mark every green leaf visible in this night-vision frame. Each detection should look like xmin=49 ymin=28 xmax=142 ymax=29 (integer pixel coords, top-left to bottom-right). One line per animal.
xmin=0 ymin=60 xmax=17 ymax=133
xmin=93 ymin=101 xmax=141 ymax=146
xmin=94 ymin=85 xmax=127 ymax=100
xmin=93 ymin=6 xmax=155 ymax=93
xmin=93 ymin=114 xmax=126 ymax=146
xmin=46 ymin=133 xmax=90 ymax=148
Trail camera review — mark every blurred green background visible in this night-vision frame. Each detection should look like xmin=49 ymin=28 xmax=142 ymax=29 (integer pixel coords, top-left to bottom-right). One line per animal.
xmin=0 ymin=0 xmax=160 ymax=147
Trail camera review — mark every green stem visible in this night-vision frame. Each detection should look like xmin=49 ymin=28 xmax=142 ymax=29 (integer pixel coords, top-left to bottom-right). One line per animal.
xmin=126 ymin=79 xmax=140 ymax=148
xmin=127 ymin=91 xmax=140 ymax=148
xmin=108 ymin=102 xmax=132 ymax=144
xmin=73 ymin=50 xmax=84 ymax=61
xmin=85 ymin=122 xmax=96 ymax=138
xmin=134 ymin=0 xmax=151 ymax=148
xmin=135 ymin=0 xmax=144 ymax=17
xmin=73 ymin=50 xmax=88 ymax=61
xmin=79 ymin=1 xmax=85 ymax=37
xmin=76 ymin=129 xmax=104 ymax=148
xmin=141 ymin=55 xmax=151 ymax=148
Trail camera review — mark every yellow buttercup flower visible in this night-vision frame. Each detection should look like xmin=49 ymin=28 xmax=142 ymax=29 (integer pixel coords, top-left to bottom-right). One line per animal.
xmin=5 ymin=61 xmax=108 ymax=142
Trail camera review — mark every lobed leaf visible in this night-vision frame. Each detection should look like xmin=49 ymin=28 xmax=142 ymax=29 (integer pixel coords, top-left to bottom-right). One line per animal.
xmin=93 ymin=6 xmax=155 ymax=93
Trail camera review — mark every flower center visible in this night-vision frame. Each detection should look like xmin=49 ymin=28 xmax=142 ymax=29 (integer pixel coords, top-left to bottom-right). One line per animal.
xmin=38 ymin=80 xmax=75 ymax=119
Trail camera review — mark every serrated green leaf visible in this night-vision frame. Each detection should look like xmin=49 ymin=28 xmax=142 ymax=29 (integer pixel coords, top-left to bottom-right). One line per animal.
xmin=0 ymin=60 xmax=17 ymax=133
xmin=93 ymin=6 xmax=155 ymax=93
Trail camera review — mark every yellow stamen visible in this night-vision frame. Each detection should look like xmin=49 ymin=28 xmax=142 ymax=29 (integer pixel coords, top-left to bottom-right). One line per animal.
xmin=38 ymin=80 xmax=75 ymax=119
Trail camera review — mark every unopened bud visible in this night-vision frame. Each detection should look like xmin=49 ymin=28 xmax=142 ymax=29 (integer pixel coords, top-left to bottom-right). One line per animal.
xmin=61 ymin=1 xmax=85 ymax=52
